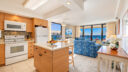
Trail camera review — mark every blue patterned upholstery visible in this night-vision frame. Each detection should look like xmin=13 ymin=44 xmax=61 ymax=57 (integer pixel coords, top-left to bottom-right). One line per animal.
xmin=74 ymin=39 xmax=101 ymax=58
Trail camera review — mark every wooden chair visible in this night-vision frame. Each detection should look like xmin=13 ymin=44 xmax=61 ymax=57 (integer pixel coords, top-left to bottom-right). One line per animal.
xmin=69 ymin=45 xmax=74 ymax=66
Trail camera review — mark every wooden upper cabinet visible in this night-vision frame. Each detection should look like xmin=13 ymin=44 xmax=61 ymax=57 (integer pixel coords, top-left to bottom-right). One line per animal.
xmin=33 ymin=18 xmax=48 ymax=27
xmin=26 ymin=19 xmax=33 ymax=32
xmin=4 ymin=13 xmax=33 ymax=32
xmin=0 ymin=12 xmax=4 ymax=30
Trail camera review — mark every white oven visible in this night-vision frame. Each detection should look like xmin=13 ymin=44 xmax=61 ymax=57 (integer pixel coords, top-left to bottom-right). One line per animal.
xmin=5 ymin=42 xmax=28 ymax=58
xmin=5 ymin=42 xmax=28 ymax=65
xmin=4 ymin=20 xmax=26 ymax=31
xmin=5 ymin=35 xmax=28 ymax=65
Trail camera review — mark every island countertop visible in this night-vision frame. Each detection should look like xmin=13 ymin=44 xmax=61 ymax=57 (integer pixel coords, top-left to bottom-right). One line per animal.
xmin=34 ymin=42 xmax=73 ymax=51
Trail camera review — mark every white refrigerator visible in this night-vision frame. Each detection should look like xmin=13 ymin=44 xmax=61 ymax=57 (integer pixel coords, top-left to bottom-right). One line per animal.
xmin=35 ymin=27 xmax=48 ymax=43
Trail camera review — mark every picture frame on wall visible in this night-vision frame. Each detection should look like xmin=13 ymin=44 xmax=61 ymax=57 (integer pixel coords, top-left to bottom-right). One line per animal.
xmin=65 ymin=28 xmax=72 ymax=39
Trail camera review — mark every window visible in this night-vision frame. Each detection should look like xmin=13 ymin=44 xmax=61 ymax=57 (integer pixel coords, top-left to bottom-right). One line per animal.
xmin=93 ymin=25 xmax=102 ymax=40
xmin=103 ymin=25 xmax=106 ymax=41
xmin=84 ymin=26 xmax=91 ymax=40
xmin=80 ymin=24 xmax=106 ymax=41
xmin=51 ymin=22 xmax=62 ymax=40
xmin=80 ymin=26 xmax=84 ymax=37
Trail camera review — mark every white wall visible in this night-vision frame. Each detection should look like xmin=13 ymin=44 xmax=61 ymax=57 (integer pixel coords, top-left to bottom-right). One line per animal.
xmin=117 ymin=0 xmax=128 ymax=53
xmin=117 ymin=0 xmax=128 ymax=36
xmin=106 ymin=22 xmax=116 ymax=39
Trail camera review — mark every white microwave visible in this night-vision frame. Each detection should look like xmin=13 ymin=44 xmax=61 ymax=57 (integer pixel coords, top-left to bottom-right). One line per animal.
xmin=4 ymin=20 xmax=26 ymax=31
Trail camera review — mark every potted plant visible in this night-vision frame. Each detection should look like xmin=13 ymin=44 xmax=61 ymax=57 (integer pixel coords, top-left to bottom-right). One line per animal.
xmin=109 ymin=35 xmax=121 ymax=50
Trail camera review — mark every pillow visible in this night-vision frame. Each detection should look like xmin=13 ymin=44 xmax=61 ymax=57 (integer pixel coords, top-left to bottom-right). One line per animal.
xmin=96 ymin=40 xmax=102 ymax=45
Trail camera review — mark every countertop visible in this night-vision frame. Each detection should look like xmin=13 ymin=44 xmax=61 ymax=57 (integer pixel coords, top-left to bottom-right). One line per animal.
xmin=34 ymin=42 xmax=73 ymax=51
xmin=98 ymin=46 xmax=128 ymax=59
xmin=27 ymin=40 xmax=34 ymax=42
xmin=0 ymin=39 xmax=4 ymax=44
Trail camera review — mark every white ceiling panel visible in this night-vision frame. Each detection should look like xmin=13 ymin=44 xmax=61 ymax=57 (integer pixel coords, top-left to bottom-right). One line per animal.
xmin=0 ymin=0 xmax=118 ymax=25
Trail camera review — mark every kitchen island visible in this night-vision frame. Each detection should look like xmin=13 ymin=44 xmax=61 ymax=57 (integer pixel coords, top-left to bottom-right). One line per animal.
xmin=34 ymin=42 xmax=73 ymax=72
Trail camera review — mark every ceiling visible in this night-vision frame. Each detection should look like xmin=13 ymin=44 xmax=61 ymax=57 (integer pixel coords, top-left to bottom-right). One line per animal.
xmin=0 ymin=0 xmax=119 ymax=25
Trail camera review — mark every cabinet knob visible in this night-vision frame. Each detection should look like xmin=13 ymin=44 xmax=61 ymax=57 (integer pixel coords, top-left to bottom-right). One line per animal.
xmin=44 ymin=51 xmax=47 ymax=54
xmin=39 ymin=53 xmax=42 ymax=56
xmin=34 ymin=48 xmax=37 ymax=51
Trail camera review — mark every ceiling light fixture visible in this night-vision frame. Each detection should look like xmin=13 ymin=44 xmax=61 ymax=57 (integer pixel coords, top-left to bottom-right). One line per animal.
xmin=23 ymin=0 xmax=48 ymax=10
xmin=66 ymin=1 xmax=71 ymax=5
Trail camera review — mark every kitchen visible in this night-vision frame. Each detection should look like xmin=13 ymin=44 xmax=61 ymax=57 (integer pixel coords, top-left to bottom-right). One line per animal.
xmin=0 ymin=12 xmax=72 ymax=72
xmin=0 ymin=12 xmax=36 ymax=66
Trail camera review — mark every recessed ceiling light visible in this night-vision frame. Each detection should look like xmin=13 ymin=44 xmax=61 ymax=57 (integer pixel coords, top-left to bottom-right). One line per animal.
xmin=66 ymin=1 xmax=71 ymax=5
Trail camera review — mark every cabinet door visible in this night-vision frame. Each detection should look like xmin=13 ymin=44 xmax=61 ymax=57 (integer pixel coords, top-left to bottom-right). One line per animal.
xmin=26 ymin=19 xmax=33 ymax=32
xmin=0 ymin=44 xmax=5 ymax=66
xmin=34 ymin=46 xmax=41 ymax=71
xmin=33 ymin=18 xmax=41 ymax=26
xmin=34 ymin=46 xmax=52 ymax=72
xmin=40 ymin=19 xmax=48 ymax=27
xmin=39 ymin=48 xmax=52 ymax=72
xmin=53 ymin=47 xmax=69 ymax=72
xmin=0 ymin=13 xmax=4 ymax=30
xmin=33 ymin=18 xmax=48 ymax=27
xmin=28 ymin=42 xmax=34 ymax=58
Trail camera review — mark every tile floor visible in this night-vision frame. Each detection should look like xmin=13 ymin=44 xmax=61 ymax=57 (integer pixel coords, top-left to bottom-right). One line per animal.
xmin=0 ymin=55 xmax=98 ymax=72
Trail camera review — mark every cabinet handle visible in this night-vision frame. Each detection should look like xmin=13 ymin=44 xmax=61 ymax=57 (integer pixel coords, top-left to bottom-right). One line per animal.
xmin=39 ymin=53 xmax=42 ymax=56
xmin=34 ymin=48 xmax=37 ymax=51
xmin=44 ymin=51 xmax=47 ymax=54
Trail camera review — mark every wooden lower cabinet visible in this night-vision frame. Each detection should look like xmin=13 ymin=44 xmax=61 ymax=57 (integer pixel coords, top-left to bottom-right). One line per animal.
xmin=28 ymin=42 xmax=34 ymax=58
xmin=0 ymin=44 xmax=5 ymax=66
xmin=34 ymin=46 xmax=69 ymax=72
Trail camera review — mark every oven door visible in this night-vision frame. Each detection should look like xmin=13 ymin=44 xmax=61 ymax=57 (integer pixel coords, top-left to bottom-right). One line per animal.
xmin=5 ymin=42 xmax=28 ymax=58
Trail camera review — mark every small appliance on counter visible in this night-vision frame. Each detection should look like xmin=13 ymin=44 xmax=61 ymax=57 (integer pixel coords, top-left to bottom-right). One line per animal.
xmin=25 ymin=32 xmax=32 ymax=40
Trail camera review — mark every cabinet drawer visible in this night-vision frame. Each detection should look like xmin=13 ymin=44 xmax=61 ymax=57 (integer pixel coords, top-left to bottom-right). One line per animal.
xmin=40 ymin=48 xmax=52 ymax=56
xmin=34 ymin=46 xmax=52 ymax=56
xmin=0 ymin=58 xmax=5 ymax=65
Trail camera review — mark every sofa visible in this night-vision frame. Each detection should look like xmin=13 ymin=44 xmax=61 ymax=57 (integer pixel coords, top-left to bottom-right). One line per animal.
xmin=74 ymin=37 xmax=101 ymax=58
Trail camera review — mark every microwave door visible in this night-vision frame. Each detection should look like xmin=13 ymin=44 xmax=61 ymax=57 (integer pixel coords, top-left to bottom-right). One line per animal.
xmin=6 ymin=24 xmax=22 ymax=31
xmin=4 ymin=20 xmax=26 ymax=31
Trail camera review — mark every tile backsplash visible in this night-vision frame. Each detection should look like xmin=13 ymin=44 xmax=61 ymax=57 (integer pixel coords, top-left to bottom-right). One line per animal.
xmin=2 ymin=31 xmax=32 ymax=40
xmin=4 ymin=31 xmax=26 ymax=35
